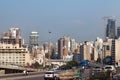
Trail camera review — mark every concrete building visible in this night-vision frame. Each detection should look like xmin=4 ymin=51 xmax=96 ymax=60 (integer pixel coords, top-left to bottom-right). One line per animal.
xmin=73 ymin=52 xmax=81 ymax=62
xmin=58 ymin=38 xmax=64 ymax=59
xmin=91 ymin=47 xmax=98 ymax=61
xmin=111 ymin=38 xmax=120 ymax=64
xmin=80 ymin=41 xmax=93 ymax=61
xmin=102 ymin=38 xmax=112 ymax=59
xmin=70 ymin=39 xmax=78 ymax=52
xmin=50 ymin=43 xmax=58 ymax=59
xmin=94 ymin=37 xmax=103 ymax=62
xmin=0 ymin=28 xmax=30 ymax=66
xmin=58 ymin=36 xmax=78 ymax=60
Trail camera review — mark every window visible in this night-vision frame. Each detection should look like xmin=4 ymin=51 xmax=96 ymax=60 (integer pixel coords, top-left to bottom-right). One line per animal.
xmin=106 ymin=45 xmax=110 ymax=50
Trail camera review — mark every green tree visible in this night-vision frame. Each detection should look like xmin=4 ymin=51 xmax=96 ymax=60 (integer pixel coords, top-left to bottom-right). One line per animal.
xmin=26 ymin=62 xmax=30 ymax=67
xmin=31 ymin=61 xmax=40 ymax=69
xmin=66 ymin=60 xmax=79 ymax=67
xmin=45 ymin=53 xmax=49 ymax=58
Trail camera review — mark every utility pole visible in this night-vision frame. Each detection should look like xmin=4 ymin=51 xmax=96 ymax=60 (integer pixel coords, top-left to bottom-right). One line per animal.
xmin=48 ymin=31 xmax=52 ymax=59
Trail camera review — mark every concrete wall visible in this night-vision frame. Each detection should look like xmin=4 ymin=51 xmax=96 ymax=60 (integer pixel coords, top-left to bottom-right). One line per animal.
xmin=0 ymin=70 xmax=5 ymax=74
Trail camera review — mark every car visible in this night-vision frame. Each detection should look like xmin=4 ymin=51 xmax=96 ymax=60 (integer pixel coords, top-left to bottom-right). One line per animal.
xmin=44 ymin=70 xmax=60 ymax=80
xmin=93 ymin=66 xmax=102 ymax=72
xmin=104 ymin=65 xmax=116 ymax=73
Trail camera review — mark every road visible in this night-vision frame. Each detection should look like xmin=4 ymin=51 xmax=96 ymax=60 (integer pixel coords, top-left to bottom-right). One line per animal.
xmin=0 ymin=62 xmax=101 ymax=80
xmin=0 ymin=70 xmax=62 ymax=80
xmin=0 ymin=72 xmax=45 ymax=80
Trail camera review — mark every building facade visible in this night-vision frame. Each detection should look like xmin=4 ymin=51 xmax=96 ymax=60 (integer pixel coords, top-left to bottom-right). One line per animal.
xmin=29 ymin=31 xmax=39 ymax=46
xmin=80 ymin=41 xmax=92 ymax=61
xmin=102 ymin=38 xmax=112 ymax=59
xmin=106 ymin=19 xmax=116 ymax=38
xmin=0 ymin=28 xmax=30 ymax=66
xmin=58 ymin=36 xmax=78 ymax=60
xmin=111 ymin=38 xmax=120 ymax=64
xmin=117 ymin=27 xmax=120 ymax=38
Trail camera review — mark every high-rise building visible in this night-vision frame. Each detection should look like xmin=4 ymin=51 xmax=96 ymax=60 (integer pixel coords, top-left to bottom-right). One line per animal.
xmin=106 ymin=19 xmax=116 ymax=38
xmin=70 ymin=39 xmax=78 ymax=52
xmin=58 ymin=36 xmax=77 ymax=60
xmin=1 ymin=28 xmax=23 ymax=47
xmin=117 ymin=27 xmax=120 ymax=38
xmin=80 ymin=41 xmax=92 ymax=61
xmin=29 ymin=31 xmax=39 ymax=46
xmin=29 ymin=31 xmax=39 ymax=54
xmin=58 ymin=38 xmax=64 ymax=59
xmin=111 ymin=38 xmax=120 ymax=65
xmin=0 ymin=27 xmax=30 ymax=66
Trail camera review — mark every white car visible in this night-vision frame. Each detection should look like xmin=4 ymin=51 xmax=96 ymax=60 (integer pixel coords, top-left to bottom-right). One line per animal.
xmin=44 ymin=70 xmax=60 ymax=80
xmin=104 ymin=65 xmax=116 ymax=73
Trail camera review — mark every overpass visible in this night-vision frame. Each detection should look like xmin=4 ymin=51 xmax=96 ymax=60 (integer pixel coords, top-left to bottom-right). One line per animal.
xmin=0 ymin=65 xmax=37 ymax=74
xmin=46 ymin=59 xmax=66 ymax=66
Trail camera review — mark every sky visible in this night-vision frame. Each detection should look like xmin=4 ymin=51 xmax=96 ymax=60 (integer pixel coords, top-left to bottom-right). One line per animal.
xmin=0 ymin=0 xmax=120 ymax=43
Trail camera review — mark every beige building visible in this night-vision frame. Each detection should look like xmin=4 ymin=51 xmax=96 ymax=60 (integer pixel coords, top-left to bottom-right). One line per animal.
xmin=0 ymin=44 xmax=30 ymax=66
xmin=102 ymin=38 xmax=112 ymax=59
xmin=0 ymin=28 xmax=31 ymax=66
xmin=112 ymin=38 xmax=120 ymax=64
xmin=91 ymin=47 xmax=98 ymax=61
xmin=80 ymin=41 xmax=92 ymax=61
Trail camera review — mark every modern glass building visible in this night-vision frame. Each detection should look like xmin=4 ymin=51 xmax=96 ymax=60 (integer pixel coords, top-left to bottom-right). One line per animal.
xmin=29 ymin=31 xmax=39 ymax=46
xmin=106 ymin=19 xmax=116 ymax=38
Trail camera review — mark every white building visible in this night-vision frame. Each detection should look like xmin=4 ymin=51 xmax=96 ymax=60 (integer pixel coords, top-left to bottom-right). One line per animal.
xmin=0 ymin=28 xmax=31 ymax=66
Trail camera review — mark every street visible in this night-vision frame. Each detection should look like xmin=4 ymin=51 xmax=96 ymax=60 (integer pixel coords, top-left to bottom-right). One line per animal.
xmin=0 ymin=72 xmax=44 ymax=80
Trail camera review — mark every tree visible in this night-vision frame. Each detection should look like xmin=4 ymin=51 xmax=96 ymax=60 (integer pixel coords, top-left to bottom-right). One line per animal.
xmin=45 ymin=53 xmax=49 ymax=58
xmin=31 ymin=61 xmax=40 ymax=69
xmin=26 ymin=62 xmax=30 ymax=67
xmin=66 ymin=60 xmax=79 ymax=67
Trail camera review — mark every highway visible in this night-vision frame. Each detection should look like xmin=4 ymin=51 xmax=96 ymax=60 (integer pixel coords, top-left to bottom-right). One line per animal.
xmin=0 ymin=72 xmax=45 ymax=80
xmin=0 ymin=62 xmax=100 ymax=80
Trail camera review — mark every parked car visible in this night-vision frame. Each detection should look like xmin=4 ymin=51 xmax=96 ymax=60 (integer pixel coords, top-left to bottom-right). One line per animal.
xmin=44 ymin=70 xmax=60 ymax=80
xmin=104 ymin=65 xmax=116 ymax=73
xmin=93 ymin=66 xmax=102 ymax=72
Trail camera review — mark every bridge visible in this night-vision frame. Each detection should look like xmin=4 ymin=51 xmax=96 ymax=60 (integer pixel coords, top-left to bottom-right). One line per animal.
xmin=46 ymin=59 xmax=66 ymax=66
xmin=0 ymin=65 xmax=37 ymax=74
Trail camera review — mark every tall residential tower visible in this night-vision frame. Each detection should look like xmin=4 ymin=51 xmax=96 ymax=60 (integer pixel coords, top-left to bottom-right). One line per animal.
xmin=106 ymin=19 xmax=116 ymax=38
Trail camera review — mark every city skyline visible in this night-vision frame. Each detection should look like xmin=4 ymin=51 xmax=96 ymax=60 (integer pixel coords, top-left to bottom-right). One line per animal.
xmin=1 ymin=0 xmax=120 ymax=43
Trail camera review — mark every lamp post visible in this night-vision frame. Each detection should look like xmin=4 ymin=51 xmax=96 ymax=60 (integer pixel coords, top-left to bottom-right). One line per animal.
xmin=48 ymin=31 xmax=52 ymax=60
xmin=48 ymin=31 xmax=52 ymax=68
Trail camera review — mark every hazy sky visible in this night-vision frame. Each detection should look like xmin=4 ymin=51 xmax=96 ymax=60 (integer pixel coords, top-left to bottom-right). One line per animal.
xmin=0 ymin=0 xmax=120 ymax=43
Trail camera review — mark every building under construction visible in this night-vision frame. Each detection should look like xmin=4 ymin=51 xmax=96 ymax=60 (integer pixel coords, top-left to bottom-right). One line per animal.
xmin=0 ymin=28 xmax=23 ymax=47
xmin=0 ymin=27 xmax=30 ymax=66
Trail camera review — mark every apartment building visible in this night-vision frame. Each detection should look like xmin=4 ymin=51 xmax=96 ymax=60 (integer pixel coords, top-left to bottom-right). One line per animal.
xmin=0 ymin=28 xmax=30 ymax=66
